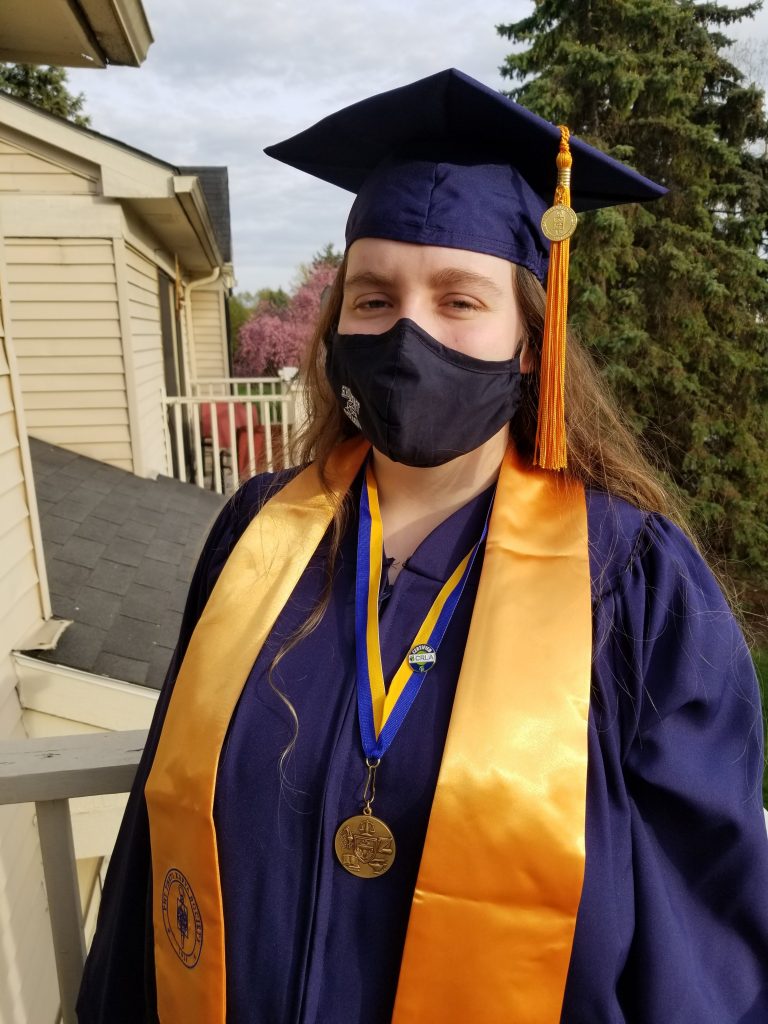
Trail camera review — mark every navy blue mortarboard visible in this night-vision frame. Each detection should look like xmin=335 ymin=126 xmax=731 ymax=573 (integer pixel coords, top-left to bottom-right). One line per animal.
xmin=264 ymin=68 xmax=667 ymax=283
xmin=265 ymin=68 xmax=668 ymax=470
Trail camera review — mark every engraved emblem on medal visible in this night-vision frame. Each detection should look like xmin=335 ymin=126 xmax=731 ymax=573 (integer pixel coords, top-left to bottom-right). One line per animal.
xmin=541 ymin=204 xmax=577 ymax=241
xmin=335 ymin=756 xmax=396 ymax=877
xmin=335 ymin=813 xmax=396 ymax=878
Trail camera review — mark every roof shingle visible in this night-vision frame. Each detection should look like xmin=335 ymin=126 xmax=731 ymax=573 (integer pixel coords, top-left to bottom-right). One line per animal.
xmin=26 ymin=439 xmax=226 ymax=690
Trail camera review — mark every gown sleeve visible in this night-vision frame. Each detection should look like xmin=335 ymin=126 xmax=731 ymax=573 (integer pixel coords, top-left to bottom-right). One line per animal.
xmin=76 ymin=473 xmax=291 ymax=1024
xmin=590 ymin=511 xmax=768 ymax=1022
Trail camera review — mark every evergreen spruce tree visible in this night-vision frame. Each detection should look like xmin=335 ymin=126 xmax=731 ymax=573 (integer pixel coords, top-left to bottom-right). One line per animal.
xmin=498 ymin=1 xmax=768 ymax=589
xmin=0 ymin=63 xmax=89 ymax=125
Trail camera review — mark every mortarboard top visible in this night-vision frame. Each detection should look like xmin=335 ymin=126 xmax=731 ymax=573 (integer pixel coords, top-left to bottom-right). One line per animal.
xmin=264 ymin=68 xmax=668 ymax=282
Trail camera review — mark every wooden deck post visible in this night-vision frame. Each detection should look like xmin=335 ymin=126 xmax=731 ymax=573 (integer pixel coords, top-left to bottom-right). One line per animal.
xmin=36 ymin=798 xmax=86 ymax=1024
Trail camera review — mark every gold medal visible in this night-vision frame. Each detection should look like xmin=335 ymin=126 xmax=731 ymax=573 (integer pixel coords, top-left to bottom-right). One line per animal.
xmin=335 ymin=813 xmax=396 ymax=877
xmin=541 ymin=204 xmax=577 ymax=241
xmin=335 ymin=755 xmax=396 ymax=877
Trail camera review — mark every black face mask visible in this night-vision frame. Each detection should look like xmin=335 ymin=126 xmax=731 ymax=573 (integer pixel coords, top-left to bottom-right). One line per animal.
xmin=326 ymin=318 xmax=522 ymax=467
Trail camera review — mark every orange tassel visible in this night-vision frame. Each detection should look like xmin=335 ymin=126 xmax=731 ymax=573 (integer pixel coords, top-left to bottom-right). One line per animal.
xmin=535 ymin=126 xmax=576 ymax=471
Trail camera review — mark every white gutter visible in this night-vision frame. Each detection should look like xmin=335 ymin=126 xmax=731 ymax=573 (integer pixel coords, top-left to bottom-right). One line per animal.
xmin=182 ymin=267 xmax=222 ymax=384
xmin=13 ymin=651 xmax=158 ymax=732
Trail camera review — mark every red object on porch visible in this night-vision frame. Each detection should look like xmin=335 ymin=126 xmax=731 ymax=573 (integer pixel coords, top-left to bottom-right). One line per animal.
xmin=199 ymin=402 xmax=265 ymax=478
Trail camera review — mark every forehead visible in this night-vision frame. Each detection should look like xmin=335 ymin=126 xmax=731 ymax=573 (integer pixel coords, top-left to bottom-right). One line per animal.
xmin=345 ymin=238 xmax=515 ymax=287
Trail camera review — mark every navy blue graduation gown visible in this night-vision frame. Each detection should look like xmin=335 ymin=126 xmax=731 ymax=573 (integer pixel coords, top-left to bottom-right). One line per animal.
xmin=76 ymin=469 xmax=768 ymax=1024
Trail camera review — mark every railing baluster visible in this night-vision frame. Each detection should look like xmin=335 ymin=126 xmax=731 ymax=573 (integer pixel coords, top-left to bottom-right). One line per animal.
xmin=160 ymin=385 xmax=172 ymax=476
xmin=172 ymin=403 xmax=186 ymax=483
xmin=246 ymin=401 xmax=256 ymax=477
xmin=192 ymin=403 xmax=204 ymax=487
xmin=227 ymin=402 xmax=238 ymax=492
xmin=210 ymin=403 xmax=222 ymax=494
xmin=280 ymin=397 xmax=289 ymax=461
xmin=263 ymin=400 xmax=273 ymax=472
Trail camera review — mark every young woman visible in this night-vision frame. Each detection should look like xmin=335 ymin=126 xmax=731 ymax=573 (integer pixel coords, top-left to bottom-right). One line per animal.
xmin=77 ymin=69 xmax=768 ymax=1024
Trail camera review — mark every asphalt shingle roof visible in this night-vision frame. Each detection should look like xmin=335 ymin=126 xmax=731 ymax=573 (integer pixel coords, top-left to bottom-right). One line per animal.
xmin=26 ymin=439 xmax=226 ymax=689
xmin=178 ymin=165 xmax=232 ymax=263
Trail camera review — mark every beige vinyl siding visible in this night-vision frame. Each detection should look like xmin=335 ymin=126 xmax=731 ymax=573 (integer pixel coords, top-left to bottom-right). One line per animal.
xmin=0 ymin=330 xmax=43 ymax=651
xmin=6 ymin=237 xmax=133 ymax=470
xmin=190 ymin=284 xmax=228 ymax=380
xmin=0 ymin=308 xmax=58 ymax=1022
xmin=0 ymin=135 xmax=97 ymax=195
xmin=124 ymin=245 xmax=168 ymax=476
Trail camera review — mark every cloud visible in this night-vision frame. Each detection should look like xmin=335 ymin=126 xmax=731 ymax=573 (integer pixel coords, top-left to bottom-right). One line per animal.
xmin=68 ymin=0 xmax=526 ymax=290
xmin=67 ymin=0 xmax=768 ymax=292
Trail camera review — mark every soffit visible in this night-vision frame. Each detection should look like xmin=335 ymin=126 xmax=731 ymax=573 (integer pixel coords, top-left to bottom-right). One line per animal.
xmin=0 ymin=0 xmax=152 ymax=68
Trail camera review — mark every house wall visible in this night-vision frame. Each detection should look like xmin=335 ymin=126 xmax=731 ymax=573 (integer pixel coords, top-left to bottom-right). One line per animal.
xmin=0 ymin=122 xmax=231 ymax=483
xmin=5 ymin=235 xmax=134 ymax=471
xmin=0 ymin=134 xmax=97 ymax=196
xmin=120 ymin=243 xmax=168 ymax=477
xmin=0 ymin=266 xmax=59 ymax=1024
xmin=0 ymin=127 xmax=177 ymax=481
xmin=190 ymin=283 xmax=229 ymax=381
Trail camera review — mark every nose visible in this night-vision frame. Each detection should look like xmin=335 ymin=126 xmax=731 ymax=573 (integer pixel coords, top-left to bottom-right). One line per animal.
xmin=395 ymin=295 xmax=438 ymax=336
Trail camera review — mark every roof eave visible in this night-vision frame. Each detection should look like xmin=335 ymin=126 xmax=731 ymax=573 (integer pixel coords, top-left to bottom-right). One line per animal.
xmin=0 ymin=0 xmax=153 ymax=69
xmin=120 ymin=180 xmax=225 ymax=274
xmin=80 ymin=0 xmax=154 ymax=67
xmin=173 ymin=175 xmax=225 ymax=271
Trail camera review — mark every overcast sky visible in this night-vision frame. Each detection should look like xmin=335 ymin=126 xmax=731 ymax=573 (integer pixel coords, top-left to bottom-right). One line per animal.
xmin=67 ymin=0 xmax=768 ymax=295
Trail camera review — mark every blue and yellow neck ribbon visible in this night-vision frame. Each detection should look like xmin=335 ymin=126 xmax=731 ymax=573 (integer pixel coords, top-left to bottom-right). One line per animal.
xmin=355 ymin=462 xmax=492 ymax=760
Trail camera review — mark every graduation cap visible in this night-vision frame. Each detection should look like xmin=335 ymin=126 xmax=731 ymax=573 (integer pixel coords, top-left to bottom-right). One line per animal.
xmin=265 ymin=68 xmax=668 ymax=470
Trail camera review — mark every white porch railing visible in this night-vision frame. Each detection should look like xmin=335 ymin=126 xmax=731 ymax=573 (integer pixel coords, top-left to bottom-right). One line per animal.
xmin=189 ymin=376 xmax=292 ymax=398
xmin=161 ymin=379 xmax=307 ymax=495
xmin=0 ymin=730 xmax=147 ymax=1024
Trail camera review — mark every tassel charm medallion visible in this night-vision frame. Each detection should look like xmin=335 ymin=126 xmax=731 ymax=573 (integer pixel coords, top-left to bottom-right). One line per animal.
xmin=335 ymin=757 xmax=397 ymax=878
xmin=541 ymin=204 xmax=577 ymax=241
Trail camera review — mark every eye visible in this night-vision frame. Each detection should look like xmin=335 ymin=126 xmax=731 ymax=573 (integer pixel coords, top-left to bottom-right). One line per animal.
xmin=351 ymin=295 xmax=391 ymax=311
xmin=444 ymin=295 xmax=482 ymax=312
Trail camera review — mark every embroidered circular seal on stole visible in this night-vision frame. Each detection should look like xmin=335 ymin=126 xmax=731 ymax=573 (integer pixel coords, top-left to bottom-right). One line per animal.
xmin=161 ymin=868 xmax=203 ymax=967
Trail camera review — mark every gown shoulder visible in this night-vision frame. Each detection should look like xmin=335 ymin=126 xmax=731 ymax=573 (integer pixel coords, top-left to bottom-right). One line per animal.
xmin=585 ymin=487 xmax=759 ymax=738
xmin=576 ymin=488 xmax=768 ymax=1022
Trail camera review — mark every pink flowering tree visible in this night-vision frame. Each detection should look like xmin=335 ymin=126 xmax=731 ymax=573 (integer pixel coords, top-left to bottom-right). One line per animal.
xmin=235 ymin=260 xmax=339 ymax=376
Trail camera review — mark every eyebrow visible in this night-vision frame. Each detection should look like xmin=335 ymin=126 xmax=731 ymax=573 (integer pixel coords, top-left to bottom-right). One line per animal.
xmin=344 ymin=270 xmax=394 ymax=290
xmin=429 ymin=267 xmax=503 ymax=295
xmin=344 ymin=267 xmax=503 ymax=296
